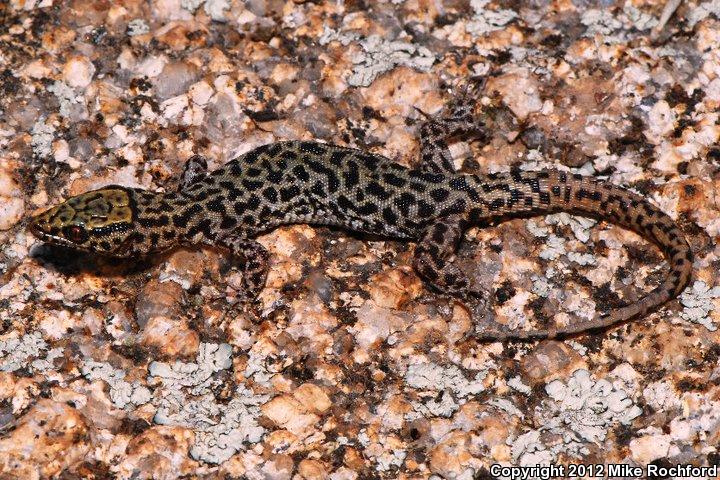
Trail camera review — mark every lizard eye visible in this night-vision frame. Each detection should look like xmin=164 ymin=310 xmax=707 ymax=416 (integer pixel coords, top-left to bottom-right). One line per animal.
xmin=63 ymin=225 xmax=88 ymax=243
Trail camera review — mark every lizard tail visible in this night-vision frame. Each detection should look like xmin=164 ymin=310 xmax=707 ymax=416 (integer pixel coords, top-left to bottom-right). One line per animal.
xmin=470 ymin=168 xmax=693 ymax=340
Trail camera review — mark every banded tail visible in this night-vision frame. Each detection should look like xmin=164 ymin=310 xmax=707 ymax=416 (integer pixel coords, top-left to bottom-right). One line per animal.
xmin=471 ymin=169 xmax=692 ymax=340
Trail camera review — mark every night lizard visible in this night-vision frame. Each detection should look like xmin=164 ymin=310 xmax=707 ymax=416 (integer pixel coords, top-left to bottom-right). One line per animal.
xmin=28 ymin=92 xmax=693 ymax=340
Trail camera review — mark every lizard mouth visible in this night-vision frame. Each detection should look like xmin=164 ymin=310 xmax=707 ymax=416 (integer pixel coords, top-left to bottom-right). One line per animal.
xmin=28 ymin=218 xmax=49 ymax=241
xmin=27 ymin=217 xmax=71 ymax=248
xmin=28 ymin=220 xmax=40 ymax=236
xmin=27 ymin=206 xmax=60 ymax=241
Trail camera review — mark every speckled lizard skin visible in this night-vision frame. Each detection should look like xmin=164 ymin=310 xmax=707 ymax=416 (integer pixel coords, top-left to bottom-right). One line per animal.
xmin=29 ymin=94 xmax=693 ymax=340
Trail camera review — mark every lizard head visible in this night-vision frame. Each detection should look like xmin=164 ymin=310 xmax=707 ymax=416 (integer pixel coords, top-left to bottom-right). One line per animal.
xmin=29 ymin=187 xmax=139 ymax=256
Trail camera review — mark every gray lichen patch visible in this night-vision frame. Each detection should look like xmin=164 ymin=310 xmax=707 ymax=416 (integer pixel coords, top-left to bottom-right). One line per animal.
xmin=543 ymin=369 xmax=642 ymax=442
xmin=47 ymin=81 xmax=86 ymax=120
xmin=679 ymin=280 xmax=720 ymax=331
xmin=82 ymin=361 xmax=152 ymax=409
xmin=320 ymin=28 xmax=435 ymax=87
xmin=465 ymin=0 xmax=518 ymax=38
xmin=511 ymin=369 xmax=642 ymax=464
xmin=30 ymin=117 xmax=55 ymax=158
xmin=149 ymin=343 xmax=267 ymax=464
xmin=545 ymin=213 xmax=597 ymax=244
xmin=405 ymin=362 xmax=489 ymax=420
xmin=0 ymin=332 xmax=47 ymax=372
xmin=126 ymin=18 xmax=150 ymax=36
xmin=538 ymin=234 xmax=566 ymax=261
xmin=688 ymin=0 xmax=720 ymax=28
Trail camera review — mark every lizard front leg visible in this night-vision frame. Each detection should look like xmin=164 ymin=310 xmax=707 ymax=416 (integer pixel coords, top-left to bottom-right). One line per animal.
xmin=418 ymin=82 xmax=486 ymax=174
xmin=217 ymin=236 xmax=270 ymax=300
xmin=179 ymin=155 xmax=208 ymax=191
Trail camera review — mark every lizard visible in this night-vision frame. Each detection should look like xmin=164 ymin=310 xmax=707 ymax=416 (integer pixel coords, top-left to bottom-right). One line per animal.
xmin=28 ymin=91 xmax=693 ymax=340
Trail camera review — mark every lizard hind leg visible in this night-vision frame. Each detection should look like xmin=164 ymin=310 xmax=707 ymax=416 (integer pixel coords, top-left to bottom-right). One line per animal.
xmin=413 ymin=215 xmax=485 ymax=300
xmin=417 ymin=81 xmax=487 ymax=174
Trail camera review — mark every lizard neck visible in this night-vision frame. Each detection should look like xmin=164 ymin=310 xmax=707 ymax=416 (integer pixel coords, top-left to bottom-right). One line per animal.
xmin=127 ymin=189 xmax=189 ymax=255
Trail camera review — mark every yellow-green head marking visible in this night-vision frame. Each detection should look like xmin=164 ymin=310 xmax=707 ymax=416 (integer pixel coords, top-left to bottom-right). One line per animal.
xmin=29 ymin=187 xmax=138 ymax=255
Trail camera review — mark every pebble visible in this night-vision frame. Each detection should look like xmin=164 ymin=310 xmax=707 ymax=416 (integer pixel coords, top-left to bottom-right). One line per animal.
xmin=486 ymin=68 xmax=543 ymax=120
xmin=155 ymin=61 xmax=201 ymax=100
xmin=0 ymin=168 xmax=23 ymax=231
xmin=62 ymin=56 xmax=95 ymax=89
xmin=0 ymin=400 xmax=89 ymax=478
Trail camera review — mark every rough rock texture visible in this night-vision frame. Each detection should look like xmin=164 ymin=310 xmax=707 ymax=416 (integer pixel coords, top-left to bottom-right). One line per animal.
xmin=1 ymin=0 xmax=720 ymax=478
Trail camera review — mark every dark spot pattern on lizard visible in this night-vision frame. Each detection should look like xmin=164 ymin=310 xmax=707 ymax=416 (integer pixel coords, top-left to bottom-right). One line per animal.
xmin=28 ymin=88 xmax=694 ymax=341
